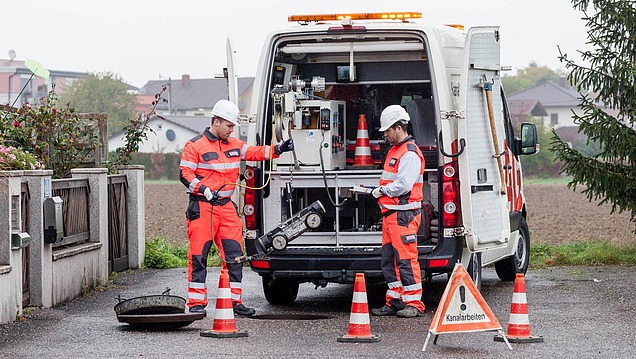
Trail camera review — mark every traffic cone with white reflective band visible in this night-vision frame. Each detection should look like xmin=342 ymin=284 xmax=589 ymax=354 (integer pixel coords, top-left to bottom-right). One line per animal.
xmin=352 ymin=114 xmax=374 ymax=168
xmin=337 ymin=272 xmax=380 ymax=343
xmin=495 ymin=273 xmax=543 ymax=343
xmin=200 ymin=269 xmax=248 ymax=338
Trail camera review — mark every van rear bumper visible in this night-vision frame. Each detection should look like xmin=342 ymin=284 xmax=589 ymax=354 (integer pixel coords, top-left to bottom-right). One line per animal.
xmin=246 ymin=237 xmax=463 ymax=284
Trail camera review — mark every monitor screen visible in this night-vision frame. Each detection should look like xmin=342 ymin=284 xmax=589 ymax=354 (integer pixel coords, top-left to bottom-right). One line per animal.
xmin=336 ymin=65 xmax=356 ymax=82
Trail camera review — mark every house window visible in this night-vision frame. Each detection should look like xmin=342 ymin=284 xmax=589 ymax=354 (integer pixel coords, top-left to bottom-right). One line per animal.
xmin=166 ymin=129 xmax=176 ymax=142
xmin=550 ymin=113 xmax=558 ymax=126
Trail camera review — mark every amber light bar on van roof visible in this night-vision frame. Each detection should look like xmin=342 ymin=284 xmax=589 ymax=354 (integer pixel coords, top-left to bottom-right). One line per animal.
xmin=288 ymin=12 xmax=422 ymax=23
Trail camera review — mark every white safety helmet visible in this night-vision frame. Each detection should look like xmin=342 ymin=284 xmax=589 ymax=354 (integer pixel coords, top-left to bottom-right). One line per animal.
xmin=379 ymin=105 xmax=410 ymax=132
xmin=211 ymin=99 xmax=240 ymax=126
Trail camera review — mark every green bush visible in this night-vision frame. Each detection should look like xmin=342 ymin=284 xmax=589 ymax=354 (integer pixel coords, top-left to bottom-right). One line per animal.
xmin=1 ymin=90 xmax=99 ymax=178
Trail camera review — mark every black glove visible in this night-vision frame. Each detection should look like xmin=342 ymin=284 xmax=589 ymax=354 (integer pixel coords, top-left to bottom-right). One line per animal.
xmin=274 ymin=139 xmax=294 ymax=155
xmin=203 ymin=187 xmax=220 ymax=204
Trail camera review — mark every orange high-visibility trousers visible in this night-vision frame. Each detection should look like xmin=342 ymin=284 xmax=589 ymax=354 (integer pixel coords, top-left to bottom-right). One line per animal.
xmin=185 ymin=199 xmax=245 ymax=308
xmin=380 ymin=209 xmax=425 ymax=312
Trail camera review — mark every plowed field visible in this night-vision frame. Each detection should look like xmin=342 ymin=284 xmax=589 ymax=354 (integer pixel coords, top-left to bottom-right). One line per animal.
xmin=145 ymin=182 xmax=636 ymax=246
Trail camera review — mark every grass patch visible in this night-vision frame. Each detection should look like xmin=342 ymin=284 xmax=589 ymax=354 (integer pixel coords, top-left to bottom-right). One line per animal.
xmin=144 ymin=237 xmax=188 ymax=269
xmin=144 ymin=237 xmax=223 ymax=269
xmin=524 ymin=176 xmax=573 ymax=185
xmin=530 ymin=240 xmax=636 ymax=268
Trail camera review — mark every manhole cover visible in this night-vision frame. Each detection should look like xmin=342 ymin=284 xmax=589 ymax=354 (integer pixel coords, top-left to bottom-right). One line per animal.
xmin=249 ymin=314 xmax=329 ymax=320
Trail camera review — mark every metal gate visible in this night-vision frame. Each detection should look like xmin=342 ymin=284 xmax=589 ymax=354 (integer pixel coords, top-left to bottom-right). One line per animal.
xmin=108 ymin=175 xmax=129 ymax=273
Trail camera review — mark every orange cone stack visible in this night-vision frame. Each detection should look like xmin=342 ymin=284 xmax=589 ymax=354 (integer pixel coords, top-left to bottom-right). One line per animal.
xmin=337 ymin=272 xmax=380 ymax=343
xmin=495 ymin=273 xmax=543 ymax=343
xmin=200 ymin=269 xmax=248 ymax=338
xmin=352 ymin=114 xmax=374 ymax=168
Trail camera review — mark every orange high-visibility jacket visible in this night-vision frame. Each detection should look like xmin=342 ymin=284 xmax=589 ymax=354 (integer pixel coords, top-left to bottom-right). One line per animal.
xmin=378 ymin=138 xmax=424 ymax=213
xmin=179 ymin=128 xmax=275 ymax=200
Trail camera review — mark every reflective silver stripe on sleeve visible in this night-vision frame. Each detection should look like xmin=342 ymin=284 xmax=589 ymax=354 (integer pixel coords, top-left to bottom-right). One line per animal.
xmin=381 ymin=171 xmax=397 ymax=181
xmin=180 ymin=160 xmax=197 ymax=169
xmin=189 ymin=178 xmax=200 ymax=192
xmin=241 ymin=144 xmax=250 ymax=160
xmin=197 ymin=162 xmax=241 ymax=170
xmin=381 ymin=172 xmax=423 ymax=183
xmin=264 ymin=145 xmax=271 ymax=160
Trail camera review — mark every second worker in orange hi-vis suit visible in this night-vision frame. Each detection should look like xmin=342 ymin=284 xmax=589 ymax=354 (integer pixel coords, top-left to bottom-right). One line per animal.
xmin=179 ymin=99 xmax=294 ymax=317
xmin=370 ymin=105 xmax=426 ymax=319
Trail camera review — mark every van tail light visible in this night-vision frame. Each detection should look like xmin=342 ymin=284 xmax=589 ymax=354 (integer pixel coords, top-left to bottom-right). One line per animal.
xmin=243 ymin=166 xmax=257 ymax=230
xmin=441 ymin=161 xmax=460 ymax=228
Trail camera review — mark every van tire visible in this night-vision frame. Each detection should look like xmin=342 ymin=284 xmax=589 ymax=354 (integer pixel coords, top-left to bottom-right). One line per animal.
xmin=262 ymin=275 xmax=299 ymax=305
xmin=495 ymin=217 xmax=530 ymax=281
xmin=466 ymin=252 xmax=482 ymax=291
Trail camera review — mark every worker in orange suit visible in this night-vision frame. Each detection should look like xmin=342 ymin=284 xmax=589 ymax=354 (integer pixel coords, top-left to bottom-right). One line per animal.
xmin=179 ymin=99 xmax=294 ymax=317
xmin=370 ymin=105 xmax=426 ymax=318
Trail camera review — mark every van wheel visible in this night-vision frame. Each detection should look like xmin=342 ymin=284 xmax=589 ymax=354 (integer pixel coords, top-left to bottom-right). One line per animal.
xmin=495 ymin=217 xmax=530 ymax=281
xmin=262 ymin=275 xmax=299 ymax=305
xmin=466 ymin=252 xmax=482 ymax=291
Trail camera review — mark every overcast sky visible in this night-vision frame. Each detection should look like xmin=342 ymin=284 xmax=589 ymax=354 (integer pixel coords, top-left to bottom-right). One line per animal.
xmin=5 ymin=0 xmax=590 ymax=88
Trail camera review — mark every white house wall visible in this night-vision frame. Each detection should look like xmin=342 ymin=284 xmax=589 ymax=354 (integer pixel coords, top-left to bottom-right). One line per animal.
xmin=548 ymin=106 xmax=581 ymax=128
xmin=108 ymin=119 xmax=200 ymax=154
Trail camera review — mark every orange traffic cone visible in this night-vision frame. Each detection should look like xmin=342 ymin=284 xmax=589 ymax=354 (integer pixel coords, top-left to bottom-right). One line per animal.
xmin=495 ymin=273 xmax=543 ymax=343
xmin=200 ymin=269 xmax=248 ymax=338
xmin=352 ymin=114 xmax=374 ymax=168
xmin=337 ymin=272 xmax=380 ymax=343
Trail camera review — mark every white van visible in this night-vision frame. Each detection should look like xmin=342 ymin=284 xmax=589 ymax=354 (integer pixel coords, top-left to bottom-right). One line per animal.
xmin=231 ymin=12 xmax=538 ymax=304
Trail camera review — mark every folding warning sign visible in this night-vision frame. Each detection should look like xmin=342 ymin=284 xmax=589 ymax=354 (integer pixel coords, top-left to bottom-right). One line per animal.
xmin=422 ymin=263 xmax=512 ymax=351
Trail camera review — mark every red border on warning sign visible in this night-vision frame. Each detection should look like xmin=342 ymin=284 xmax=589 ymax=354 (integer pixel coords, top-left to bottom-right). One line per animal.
xmin=429 ymin=263 xmax=502 ymax=334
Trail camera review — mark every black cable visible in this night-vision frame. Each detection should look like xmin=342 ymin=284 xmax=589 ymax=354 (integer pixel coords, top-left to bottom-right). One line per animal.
xmin=318 ymin=132 xmax=348 ymax=208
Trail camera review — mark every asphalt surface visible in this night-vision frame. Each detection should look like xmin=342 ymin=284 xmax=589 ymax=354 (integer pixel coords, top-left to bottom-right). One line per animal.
xmin=1 ymin=265 xmax=635 ymax=358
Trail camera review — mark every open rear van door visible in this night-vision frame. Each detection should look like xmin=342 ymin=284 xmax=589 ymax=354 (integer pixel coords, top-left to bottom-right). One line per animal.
xmin=226 ymin=37 xmax=239 ymax=105
xmin=457 ymin=26 xmax=510 ymax=252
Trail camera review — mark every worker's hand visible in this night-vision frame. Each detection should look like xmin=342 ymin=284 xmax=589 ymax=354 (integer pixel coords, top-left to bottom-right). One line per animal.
xmin=274 ymin=139 xmax=295 ymax=155
xmin=371 ymin=186 xmax=385 ymax=199
xmin=203 ymin=187 xmax=215 ymax=202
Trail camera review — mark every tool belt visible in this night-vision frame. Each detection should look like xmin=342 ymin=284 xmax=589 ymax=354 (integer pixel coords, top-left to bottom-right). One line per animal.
xmin=189 ymin=194 xmax=231 ymax=206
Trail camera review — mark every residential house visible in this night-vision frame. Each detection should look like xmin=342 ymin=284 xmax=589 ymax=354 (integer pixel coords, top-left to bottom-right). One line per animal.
xmin=507 ymin=79 xmax=582 ymax=129
xmin=0 ymin=57 xmax=86 ymax=106
xmin=108 ymin=115 xmax=210 ymax=153
xmin=114 ymin=75 xmax=255 ymax=154
xmin=138 ymin=75 xmax=254 ymax=117
xmin=506 ymin=99 xmax=548 ymax=128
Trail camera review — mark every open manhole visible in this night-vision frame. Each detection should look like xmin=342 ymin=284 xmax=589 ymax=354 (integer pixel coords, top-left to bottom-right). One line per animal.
xmin=249 ymin=314 xmax=330 ymax=320
xmin=115 ymin=293 xmax=204 ymax=330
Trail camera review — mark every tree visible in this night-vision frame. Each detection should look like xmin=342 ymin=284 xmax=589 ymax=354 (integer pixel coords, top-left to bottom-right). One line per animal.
xmin=59 ymin=72 xmax=136 ymax=135
xmin=502 ymin=61 xmax=566 ymax=94
xmin=551 ymin=0 xmax=636 ymax=228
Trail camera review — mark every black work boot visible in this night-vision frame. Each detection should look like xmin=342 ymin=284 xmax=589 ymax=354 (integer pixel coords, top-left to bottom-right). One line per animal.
xmin=189 ymin=305 xmax=207 ymax=317
xmin=396 ymin=305 xmax=424 ymax=318
xmin=371 ymin=304 xmax=398 ymax=316
xmin=233 ymin=303 xmax=256 ymax=316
